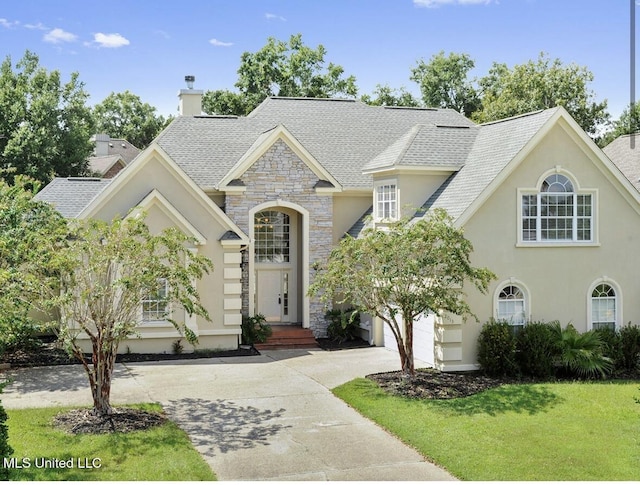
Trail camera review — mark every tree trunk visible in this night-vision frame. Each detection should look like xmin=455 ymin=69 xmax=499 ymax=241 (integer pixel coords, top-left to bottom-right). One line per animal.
xmin=402 ymin=314 xmax=415 ymax=377
xmin=90 ymin=343 xmax=116 ymax=416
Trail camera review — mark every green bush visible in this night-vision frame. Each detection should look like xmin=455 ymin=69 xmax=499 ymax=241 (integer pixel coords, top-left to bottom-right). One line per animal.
xmin=477 ymin=319 xmax=519 ymax=377
xmin=516 ymin=321 xmax=556 ymax=379
xmin=550 ymin=323 xmax=613 ymax=378
xmin=0 ymin=384 xmax=13 ymax=480
xmin=594 ymin=326 xmax=623 ymax=371
xmin=619 ymin=324 xmax=640 ymax=371
xmin=241 ymin=314 xmax=272 ymax=344
xmin=0 ymin=314 xmax=43 ymax=355
xmin=325 ymin=308 xmax=360 ymax=343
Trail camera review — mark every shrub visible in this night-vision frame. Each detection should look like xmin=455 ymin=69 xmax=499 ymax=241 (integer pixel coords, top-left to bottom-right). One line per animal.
xmin=325 ymin=308 xmax=360 ymax=343
xmin=516 ymin=321 xmax=556 ymax=379
xmin=594 ymin=326 xmax=623 ymax=371
xmin=0 ymin=383 xmax=12 ymax=480
xmin=0 ymin=314 xmax=43 ymax=355
xmin=477 ymin=319 xmax=519 ymax=377
xmin=619 ymin=324 xmax=640 ymax=371
xmin=241 ymin=314 xmax=272 ymax=344
xmin=550 ymin=323 xmax=613 ymax=378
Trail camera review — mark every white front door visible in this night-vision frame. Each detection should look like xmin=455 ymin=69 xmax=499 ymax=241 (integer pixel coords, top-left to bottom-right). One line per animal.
xmin=256 ymin=270 xmax=290 ymax=322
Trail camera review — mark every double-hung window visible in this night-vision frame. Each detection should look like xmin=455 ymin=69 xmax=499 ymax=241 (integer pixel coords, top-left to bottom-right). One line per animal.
xmin=375 ymin=183 xmax=397 ymax=220
xmin=521 ymin=173 xmax=593 ymax=243
xmin=142 ymin=278 xmax=169 ymax=322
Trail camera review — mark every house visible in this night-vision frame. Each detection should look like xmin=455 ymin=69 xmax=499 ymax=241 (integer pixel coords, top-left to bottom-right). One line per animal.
xmin=35 ymin=84 xmax=640 ymax=370
xmin=87 ymin=134 xmax=141 ymax=178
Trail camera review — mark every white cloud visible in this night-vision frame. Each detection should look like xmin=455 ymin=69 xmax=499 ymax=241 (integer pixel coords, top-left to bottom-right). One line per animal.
xmin=0 ymin=18 xmax=19 ymax=29
xmin=209 ymin=38 xmax=233 ymax=47
xmin=92 ymin=32 xmax=130 ymax=48
xmin=414 ymin=0 xmax=494 ymax=7
xmin=43 ymin=28 xmax=77 ymax=44
xmin=265 ymin=12 xmax=286 ymax=21
xmin=25 ymin=22 xmax=47 ymax=30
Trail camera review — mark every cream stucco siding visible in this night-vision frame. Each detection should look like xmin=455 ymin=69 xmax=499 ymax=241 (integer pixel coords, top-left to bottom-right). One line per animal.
xmin=332 ymin=193 xmax=372 ymax=243
xmin=397 ymin=172 xmax=451 ymax=218
xmin=458 ymin=121 xmax=640 ymax=366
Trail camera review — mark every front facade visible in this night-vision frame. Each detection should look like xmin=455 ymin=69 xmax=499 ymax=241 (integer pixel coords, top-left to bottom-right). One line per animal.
xmin=36 ymin=89 xmax=640 ymax=369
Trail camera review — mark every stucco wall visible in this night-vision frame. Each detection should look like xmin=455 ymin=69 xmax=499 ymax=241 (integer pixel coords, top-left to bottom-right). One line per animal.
xmin=459 ymin=120 xmax=640 ymax=366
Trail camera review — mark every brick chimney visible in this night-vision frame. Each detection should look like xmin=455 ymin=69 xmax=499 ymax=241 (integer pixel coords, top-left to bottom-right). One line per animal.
xmin=178 ymin=75 xmax=203 ymax=116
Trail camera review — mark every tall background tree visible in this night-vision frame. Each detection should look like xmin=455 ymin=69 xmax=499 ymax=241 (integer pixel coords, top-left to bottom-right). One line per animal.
xmin=202 ymin=34 xmax=358 ymax=116
xmin=474 ymin=53 xmax=609 ymax=137
xmin=92 ymin=91 xmax=172 ymax=149
xmin=600 ymin=101 xmax=640 ymax=147
xmin=410 ymin=51 xmax=480 ymax=116
xmin=360 ymin=84 xmax=420 ymax=107
xmin=309 ymin=209 xmax=495 ymax=376
xmin=0 ymin=51 xmax=94 ymax=185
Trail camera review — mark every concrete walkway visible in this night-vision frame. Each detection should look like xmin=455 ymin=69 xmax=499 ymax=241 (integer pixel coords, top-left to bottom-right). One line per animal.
xmin=2 ymin=347 xmax=456 ymax=481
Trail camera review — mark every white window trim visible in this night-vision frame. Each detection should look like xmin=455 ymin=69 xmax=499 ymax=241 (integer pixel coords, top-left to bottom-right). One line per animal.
xmin=374 ymin=179 xmax=398 ymax=222
xmin=141 ymin=278 xmax=172 ymax=327
xmin=587 ymin=278 xmax=622 ymax=331
xmin=493 ymin=279 xmax=531 ymax=326
xmin=517 ymin=168 xmax=599 ymax=247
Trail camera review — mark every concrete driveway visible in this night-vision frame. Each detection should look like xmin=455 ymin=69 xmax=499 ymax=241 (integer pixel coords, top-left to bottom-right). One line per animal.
xmin=2 ymin=347 xmax=456 ymax=481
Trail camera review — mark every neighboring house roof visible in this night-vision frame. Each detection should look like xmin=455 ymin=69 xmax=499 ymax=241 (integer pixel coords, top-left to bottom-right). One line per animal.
xmin=603 ymin=133 xmax=640 ymax=191
xmin=96 ymin=137 xmax=142 ymax=164
xmin=417 ymin=108 xmax=559 ymax=221
xmin=35 ymin=178 xmax=113 ymax=218
xmin=87 ymin=154 xmax=126 ymax=176
xmin=156 ymin=97 xmax=475 ymax=189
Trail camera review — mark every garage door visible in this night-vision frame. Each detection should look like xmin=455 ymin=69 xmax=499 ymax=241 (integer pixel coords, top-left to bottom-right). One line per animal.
xmin=383 ymin=312 xmax=435 ymax=367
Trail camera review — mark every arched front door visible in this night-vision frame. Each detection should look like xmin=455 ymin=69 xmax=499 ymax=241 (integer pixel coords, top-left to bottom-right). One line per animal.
xmin=253 ymin=209 xmax=300 ymax=323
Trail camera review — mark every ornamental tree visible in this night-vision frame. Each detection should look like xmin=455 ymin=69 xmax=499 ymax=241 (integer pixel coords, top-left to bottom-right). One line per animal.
xmin=309 ymin=209 xmax=495 ymax=376
xmin=41 ymin=215 xmax=213 ymax=416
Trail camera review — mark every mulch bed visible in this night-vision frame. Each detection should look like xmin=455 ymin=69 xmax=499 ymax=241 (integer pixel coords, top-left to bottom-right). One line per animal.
xmin=316 ymin=337 xmax=372 ymax=351
xmin=1 ymin=341 xmax=259 ymax=368
xmin=53 ymin=407 xmax=167 ymax=434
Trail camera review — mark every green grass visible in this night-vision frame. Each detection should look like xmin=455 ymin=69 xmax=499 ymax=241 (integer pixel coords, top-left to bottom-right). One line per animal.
xmin=5 ymin=404 xmax=216 ymax=481
xmin=334 ymin=378 xmax=640 ymax=481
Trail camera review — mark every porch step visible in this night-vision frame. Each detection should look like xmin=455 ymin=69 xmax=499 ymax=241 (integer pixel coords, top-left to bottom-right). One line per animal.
xmin=254 ymin=325 xmax=319 ymax=350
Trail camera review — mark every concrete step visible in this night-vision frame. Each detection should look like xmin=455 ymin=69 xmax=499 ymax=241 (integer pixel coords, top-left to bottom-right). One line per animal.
xmin=254 ymin=325 xmax=319 ymax=350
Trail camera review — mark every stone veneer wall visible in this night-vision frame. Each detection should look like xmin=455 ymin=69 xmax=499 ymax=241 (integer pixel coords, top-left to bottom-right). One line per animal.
xmin=225 ymin=139 xmax=334 ymax=336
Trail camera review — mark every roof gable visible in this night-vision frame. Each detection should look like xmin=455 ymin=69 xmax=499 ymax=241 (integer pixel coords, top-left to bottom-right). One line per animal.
xmin=35 ymin=178 xmax=113 ymax=218
xmin=218 ymin=124 xmax=341 ymax=191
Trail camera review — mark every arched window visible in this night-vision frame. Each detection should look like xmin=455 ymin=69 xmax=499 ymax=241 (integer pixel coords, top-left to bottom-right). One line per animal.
xmin=591 ymin=283 xmax=617 ymax=330
xmin=254 ymin=210 xmax=290 ymax=263
xmin=496 ymin=284 xmax=526 ymax=329
xmin=522 ymin=173 xmax=592 ymax=242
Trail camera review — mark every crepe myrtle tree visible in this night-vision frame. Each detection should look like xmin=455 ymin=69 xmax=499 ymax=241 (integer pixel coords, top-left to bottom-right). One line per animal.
xmin=42 ymin=214 xmax=213 ymax=417
xmin=309 ymin=209 xmax=495 ymax=376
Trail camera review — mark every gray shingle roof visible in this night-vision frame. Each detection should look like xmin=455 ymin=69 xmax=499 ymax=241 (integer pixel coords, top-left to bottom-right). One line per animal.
xmin=88 ymin=155 xmax=124 ymax=175
xmin=603 ymin=133 xmax=640 ymax=192
xmin=35 ymin=178 xmax=113 ymax=218
xmin=156 ymin=97 xmax=474 ymax=189
xmin=416 ymin=108 xmax=558 ymax=221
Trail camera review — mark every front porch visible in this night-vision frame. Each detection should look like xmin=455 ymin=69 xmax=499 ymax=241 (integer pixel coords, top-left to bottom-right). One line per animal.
xmin=254 ymin=324 xmax=318 ymax=351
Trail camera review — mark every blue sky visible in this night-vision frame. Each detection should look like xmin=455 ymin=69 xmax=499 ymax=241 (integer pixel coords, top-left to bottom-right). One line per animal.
xmin=0 ymin=0 xmax=637 ymax=121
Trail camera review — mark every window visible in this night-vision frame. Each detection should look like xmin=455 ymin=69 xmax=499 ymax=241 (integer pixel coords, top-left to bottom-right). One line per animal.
xmin=254 ymin=210 xmax=290 ymax=263
xmin=497 ymin=285 xmax=526 ymax=329
xmin=521 ymin=173 xmax=593 ymax=242
xmin=591 ymin=283 xmax=617 ymax=330
xmin=142 ymin=278 xmax=169 ymax=321
xmin=376 ymin=183 xmax=397 ymax=220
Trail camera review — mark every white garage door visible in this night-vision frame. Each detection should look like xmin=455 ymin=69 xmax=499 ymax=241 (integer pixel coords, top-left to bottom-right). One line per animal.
xmin=383 ymin=312 xmax=435 ymax=367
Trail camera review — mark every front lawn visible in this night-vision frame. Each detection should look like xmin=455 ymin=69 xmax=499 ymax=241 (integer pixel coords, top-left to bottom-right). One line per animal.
xmin=5 ymin=404 xmax=216 ymax=481
xmin=334 ymin=378 xmax=640 ymax=481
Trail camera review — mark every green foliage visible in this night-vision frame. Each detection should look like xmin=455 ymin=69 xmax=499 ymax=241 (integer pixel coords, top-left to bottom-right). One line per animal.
xmin=325 ymin=308 xmax=360 ymax=343
xmin=600 ymin=101 xmax=640 ymax=147
xmin=474 ymin=53 xmax=609 ymax=136
xmin=0 ymin=383 xmax=12 ymax=481
xmin=594 ymin=326 xmax=623 ymax=370
xmin=477 ymin=319 xmax=518 ymax=377
xmin=92 ymin=90 xmax=171 ymax=149
xmin=361 ymin=84 xmax=421 ymax=107
xmin=0 ymin=50 xmax=94 ymax=185
xmin=241 ymin=314 xmax=272 ymax=344
xmin=619 ymin=324 xmax=640 ymax=371
xmin=549 ymin=323 xmax=612 ymax=378
xmin=171 ymin=339 xmax=184 ymax=355
xmin=37 ymin=214 xmax=213 ymax=416
xmin=410 ymin=51 xmax=481 ymax=116
xmin=310 ymin=208 xmax=495 ymax=376
xmin=516 ymin=321 xmax=556 ymax=379
xmin=0 ymin=176 xmax=68 ymax=355
xmin=202 ymin=34 xmax=358 ymax=116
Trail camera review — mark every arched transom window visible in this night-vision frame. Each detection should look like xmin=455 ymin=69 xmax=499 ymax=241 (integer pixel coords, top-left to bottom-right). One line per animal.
xmin=497 ymin=285 xmax=526 ymax=329
xmin=522 ymin=173 xmax=592 ymax=242
xmin=254 ymin=210 xmax=290 ymax=263
xmin=591 ymin=283 xmax=617 ymax=330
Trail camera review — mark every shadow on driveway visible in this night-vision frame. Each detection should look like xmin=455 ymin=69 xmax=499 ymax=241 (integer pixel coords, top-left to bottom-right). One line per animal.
xmin=163 ymin=397 xmax=290 ymax=456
